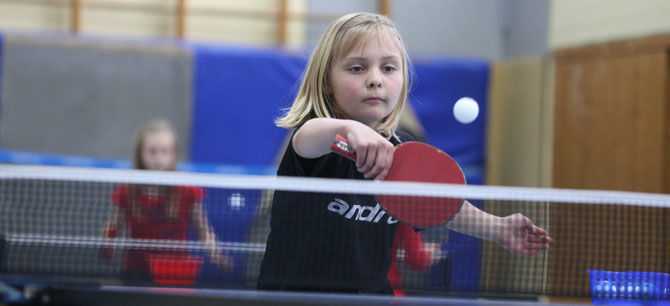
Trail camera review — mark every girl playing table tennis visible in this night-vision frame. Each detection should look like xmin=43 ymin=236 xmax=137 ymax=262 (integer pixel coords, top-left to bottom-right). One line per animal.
xmin=101 ymin=119 xmax=232 ymax=283
xmin=258 ymin=12 xmax=551 ymax=294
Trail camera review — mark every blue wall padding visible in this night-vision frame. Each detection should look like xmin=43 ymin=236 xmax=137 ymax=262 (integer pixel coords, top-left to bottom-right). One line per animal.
xmin=190 ymin=45 xmax=307 ymax=166
xmin=0 ymin=32 xmax=3 ymax=129
xmin=204 ymin=189 xmax=261 ymax=243
xmin=0 ymin=149 xmax=276 ymax=175
xmin=194 ymin=188 xmax=262 ymax=283
xmin=410 ymin=57 xmax=489 ymax=185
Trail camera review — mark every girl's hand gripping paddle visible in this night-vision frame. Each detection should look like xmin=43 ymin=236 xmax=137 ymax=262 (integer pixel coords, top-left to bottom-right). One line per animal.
xmin=331 ymin=134 xmax=466 ymax=228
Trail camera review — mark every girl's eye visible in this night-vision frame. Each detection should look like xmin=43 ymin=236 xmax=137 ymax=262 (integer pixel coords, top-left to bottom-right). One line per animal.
xmin=383 ymin=66 xmax=396 ymax=73
xmin=350 ymin=66 xmax=364 ymax=73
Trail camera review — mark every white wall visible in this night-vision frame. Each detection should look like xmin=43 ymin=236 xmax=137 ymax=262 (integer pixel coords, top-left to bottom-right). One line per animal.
xmin=550 ymin=0 xmax=670 ymax=49
xmin=307 ymin=0 xmax=517 ymax=59
xmin=0 ymin=0 xmax=307 ymax=48
xmin=393 ymin=0 xmax=506 ymax=59
xmin=14 ymin=0 xmax=670 ymax=58
xmin=502 ymin=0 xmax=549 ymax=58
xmin=186 ymin=0 xmax=307 ymax=48
xmin=0 ymin=1 xmax=69 ymax=32
xmin=305 ymin=0 xmax=377 ymax=46
xmin=0 ymin=0 xmax=552 ymax=60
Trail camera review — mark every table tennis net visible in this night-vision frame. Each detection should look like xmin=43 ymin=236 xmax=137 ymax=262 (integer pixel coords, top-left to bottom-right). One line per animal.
xmin=1 ymin=165 xmax=669 ymax=299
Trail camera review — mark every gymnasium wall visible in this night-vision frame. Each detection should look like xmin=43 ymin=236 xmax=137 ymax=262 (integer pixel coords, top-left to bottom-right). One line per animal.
xmin=189 ymin=44 xmax=306 ymax=166
xmin=486 ymin=57 xmax=553 ymax=188
xmin=0 ymin=33 xmax=489 ymax=183
xmin=0 ymin=0 xmax=553 ymax=61
xmin=0 ymin=35 xmax=193 ymax=160
xmin=550 ymin=0 xmax=670 ymax=49
xmin=0 ymin=0 xmax=307 ymax=48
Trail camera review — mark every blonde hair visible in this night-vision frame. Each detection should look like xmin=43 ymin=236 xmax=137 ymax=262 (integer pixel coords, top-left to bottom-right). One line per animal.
xmin=275 ymin=12 xmax=411 ymax=138
xmin=129 ymin=118 xmax=179 ymax=219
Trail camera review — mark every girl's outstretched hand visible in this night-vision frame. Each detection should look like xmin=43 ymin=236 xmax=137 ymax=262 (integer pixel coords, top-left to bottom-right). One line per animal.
xmin=497 ymin=213 xmax=552 ymax=256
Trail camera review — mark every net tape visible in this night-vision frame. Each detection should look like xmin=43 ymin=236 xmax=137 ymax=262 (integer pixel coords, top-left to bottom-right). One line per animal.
xmin=2 ymin=164 xmax=669 ymax=208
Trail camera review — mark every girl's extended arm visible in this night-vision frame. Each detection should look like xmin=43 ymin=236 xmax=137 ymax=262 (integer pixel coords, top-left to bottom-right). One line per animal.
xmin=191 ymin=201 xmax=233 ymax=270
xmin=102 ymin=208 xmax=120 ymax=237
xmin=100 ymin=207 xmax=125 ymax=260
xmin=446 ymin=201 xmax=552 ymax=256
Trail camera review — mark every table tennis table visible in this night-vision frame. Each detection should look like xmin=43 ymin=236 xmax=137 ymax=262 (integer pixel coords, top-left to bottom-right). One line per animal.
xmin=0 ymin=274 xmax=592 ymax=306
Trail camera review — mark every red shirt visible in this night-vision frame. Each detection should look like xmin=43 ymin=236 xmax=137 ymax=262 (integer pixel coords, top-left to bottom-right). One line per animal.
xmin=387 ymin=224 xmax=432 ymax=296
xmin=112 ymin=185 xmax=203 ymax=272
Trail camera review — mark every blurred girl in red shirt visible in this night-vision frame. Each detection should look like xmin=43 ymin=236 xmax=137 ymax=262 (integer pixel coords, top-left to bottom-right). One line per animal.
xmin=101 ymin=119 xmax=231 ymax=283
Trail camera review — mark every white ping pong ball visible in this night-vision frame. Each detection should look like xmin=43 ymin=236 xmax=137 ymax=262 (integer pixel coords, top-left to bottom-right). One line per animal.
xmin=453 ymin=97 xmax=479 ymax=124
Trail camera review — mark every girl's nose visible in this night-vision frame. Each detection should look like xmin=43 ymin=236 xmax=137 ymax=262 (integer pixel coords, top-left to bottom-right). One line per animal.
xmin=367 ymin=70 xmax=382 ymax=88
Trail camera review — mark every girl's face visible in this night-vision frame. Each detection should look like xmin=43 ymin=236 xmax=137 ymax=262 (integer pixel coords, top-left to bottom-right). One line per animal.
xmin=328 ymin=33 xmax=404 ymax=128
xmin=141 ymin=130 xmax=177 ymax=171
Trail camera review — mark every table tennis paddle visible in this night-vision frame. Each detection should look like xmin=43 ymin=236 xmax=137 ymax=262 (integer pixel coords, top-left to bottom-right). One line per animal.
xmin=331 ymin=134 xmax=466 ymax=229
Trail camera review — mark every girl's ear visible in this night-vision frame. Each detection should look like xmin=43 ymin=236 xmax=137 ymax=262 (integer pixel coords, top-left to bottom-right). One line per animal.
xmin=325 ymin=82 xmax=332 ymax=94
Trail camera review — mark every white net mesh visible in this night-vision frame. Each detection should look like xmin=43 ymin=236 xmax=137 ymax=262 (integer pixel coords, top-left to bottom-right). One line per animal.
xmin=1 ymin=164 xmax=669 ymax=299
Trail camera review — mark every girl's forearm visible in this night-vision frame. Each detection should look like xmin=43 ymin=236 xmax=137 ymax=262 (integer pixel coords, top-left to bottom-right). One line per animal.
xmin=446 ymin=201 xmax=502 ymax=243
xmin=293 ymin=118 xmax=359 ymax=158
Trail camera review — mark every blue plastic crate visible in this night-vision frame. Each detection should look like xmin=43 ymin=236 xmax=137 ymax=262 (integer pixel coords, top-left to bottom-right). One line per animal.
xmin=588 ymin=270 xmax=670 ymax=304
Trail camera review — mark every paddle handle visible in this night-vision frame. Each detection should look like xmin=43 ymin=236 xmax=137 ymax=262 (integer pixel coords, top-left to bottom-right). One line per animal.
xmin=330 ymin=134 xmax=357 ymax=160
